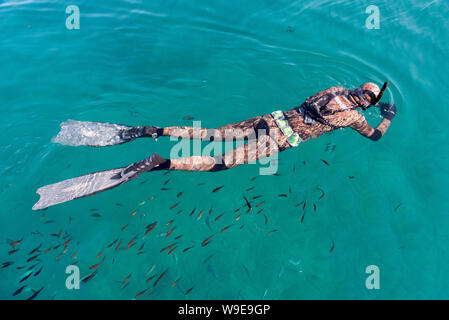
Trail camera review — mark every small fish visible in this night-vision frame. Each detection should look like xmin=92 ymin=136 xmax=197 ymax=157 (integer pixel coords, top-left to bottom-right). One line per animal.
xmin=29 ymin=244 xmax=42 ymax=255
xmin=313 ymin=203 xmax=317 ymax=212
xmin=131 ymin=210 xmax=137 ymax=216
xmin=303 ymin=200 xmax=307 ymax=210
xmin=115 ymin=240 xmax=122 ymax=251
xmin=96 ymin=249 xmax=103 ymax=259
xmin=27 ymin=254 xmax=40 ymax=263
xmin=330 ymin=240 xmax=335 ymax=253
xmin=154 ymin=269 xmax=168 ymax=287
xmin=278 ymin=194 xmax=288 ymax=198
xmin=212 ymin=185 xmax=224 ymax=193
xmin=256 ymin=201 xmax=264 ymax=207
xmin=2 ymin=262 xmax=13 ymax=268
xmin=9 ymin=249 xmax=19 ymax=255
xmin=257 ymin=208 xmax=264 ymax=214
xmin=170 ymin=278 xmax=181 ymax=287
xmin=89 ymin=262 xmax=102 ymax=270
xmin=221 ymin=225 xmax=232 ymax=233
xmin=145 ymin=222 xmax=157 ymax=233
xmin=177 ymin=191 xmax=184 ymax=198
xmin=317 ymin=188 xmax=325 ymax=200
xmin=183 ymin=115 xmax=194 ymax=120
xmin=82 ymin=271 xmax=97 ymax=283
xmin=166 ymin=227 xmax=175 ymax=237
xmin=160 ymin=243 xmax=176 ymax=253
xmin=242 ymin=264 xmax=251 ymax=279
xmin=123 ymin=273 xmax=132 ymax=285
xmin=125 ymin=236 xmax=137 ymax=250
xmin=135 ymin=289 xmax=148 ymax=299
xmin=197 ymin=209 xmax=204 ymax=220
xmin=251 ymin=176 xmax=258 ymax=181
xmin=163 ymin=179 xmax=171 ymax=186
xmin=348 ymin=176 xmax=355 ymax=179
xmin=34 ymin=266 xmax=43 ymax=277
xmin=13 ymin=285 xmax=27 ymax=296
xmin=168 ymin=246 xmax=177 ymax=255
xmin=121 ymin=224 xmax=128 ymax=231
xmin=266 ymin=229 xmax=278 ymax=236
xmin=185 ymin=286 xmax=194 ymax=295
xmin=190 ymin=207 xmax=196 ymax=216
xmin=174 ymin=234 xmax=183 ymax=240
xmin=19 ymin=271 xmax=33 ymax=283
xmin=202 ymin=235 xmax=213 ymax=247
xmin=145 ymin=270 xmax=159 ymax=284
xmin=183 ymin=246 xmax=194 ymax=253
xmin=250 ymin=195 xmax=262 ymax=200
xmin=246 ymin=186 xmax=255 ymax=191
xmin=27 ymin=287 xmax=44 ymax=300
xmin=215 ymin=214 xmax=223 ymax=221
xmin=394 ymin=203 xmax=403 ymax=212
xmin=296 ymin=201 xmax=305 ymax=207
xmin=263 ymin=214 xmax=268 ymax=225
xmin=243 ymin=196 xmax=252 ymax=212
xmin=301 ymin=212 xmax=305 ymax=223
xmin=44 ymin=220 xmax=56 ymax=224
xmin=10 ymin=238 xmax=23 ymax=247
xmin=91 ymin=213 xmax=102 ymax=218
xmin=170 ymin=202 xmax=179 ymax=210
xmin=107 ymin=238 xmax=118 ymax=248
xmin=320 ymin=159 xmax=330 ymax=166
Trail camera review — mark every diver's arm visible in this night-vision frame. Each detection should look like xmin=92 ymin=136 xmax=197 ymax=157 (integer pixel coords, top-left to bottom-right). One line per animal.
xmin=350 ymin=117 xmax=391 ymax=141
xmin=350 ymin=102 xmax=396 ymax=141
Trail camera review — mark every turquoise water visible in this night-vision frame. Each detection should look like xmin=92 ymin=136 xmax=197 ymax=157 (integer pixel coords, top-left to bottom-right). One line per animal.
xmin=1 ymin=0 xmax=449 ymax=300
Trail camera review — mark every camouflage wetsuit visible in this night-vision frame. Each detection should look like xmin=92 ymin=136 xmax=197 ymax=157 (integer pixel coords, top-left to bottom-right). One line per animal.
xmin=153 ymin=82 xmax=395 ymax=172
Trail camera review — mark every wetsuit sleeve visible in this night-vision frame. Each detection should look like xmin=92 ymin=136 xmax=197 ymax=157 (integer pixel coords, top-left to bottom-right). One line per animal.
xmin=350 ymin=113 xmax=392 ymax=141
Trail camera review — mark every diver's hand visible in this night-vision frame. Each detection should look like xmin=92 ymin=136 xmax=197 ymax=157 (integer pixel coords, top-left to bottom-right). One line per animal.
xmin=379 ymin=102 xmax=396 ymax=120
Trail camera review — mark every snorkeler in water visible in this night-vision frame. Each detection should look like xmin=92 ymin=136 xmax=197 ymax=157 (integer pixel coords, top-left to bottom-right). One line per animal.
xmin=32 ymin=81 xmax=396 ymax=210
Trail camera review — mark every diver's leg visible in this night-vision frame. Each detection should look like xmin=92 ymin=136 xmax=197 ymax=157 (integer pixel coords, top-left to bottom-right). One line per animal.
xmin=161 ymin=116 xmax=268 ymax=142
xmin=165 ymin=133 xmax=282 ymax=172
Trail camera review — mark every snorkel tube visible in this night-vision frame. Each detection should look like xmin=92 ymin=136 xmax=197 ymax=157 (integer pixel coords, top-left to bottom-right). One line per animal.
xmin=371 ymin=81 xmax=389 ymax=105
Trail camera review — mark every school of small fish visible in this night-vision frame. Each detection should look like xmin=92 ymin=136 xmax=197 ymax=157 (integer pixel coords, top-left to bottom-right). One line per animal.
xmin=1 ymin=153 xmax=374 ymax=299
